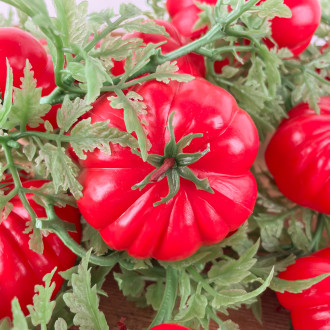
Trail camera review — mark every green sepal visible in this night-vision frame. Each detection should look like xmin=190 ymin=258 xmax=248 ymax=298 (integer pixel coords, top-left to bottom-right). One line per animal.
xmin=176 ymin=133 xmax=203 ymax=152
xmin=164 ymin=112 xmax=177 ymax=158
xmin=177 ymin=167 xmax=214 ymax=194
xmin=154 ymin=169 xmax=180 ymax=206
xmin=176 ymin=144 xmax=210 ymax=166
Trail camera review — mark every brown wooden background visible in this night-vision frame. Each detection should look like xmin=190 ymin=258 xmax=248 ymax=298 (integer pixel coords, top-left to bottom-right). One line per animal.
xmin=99 ymin=274 xmax=291 ymax=330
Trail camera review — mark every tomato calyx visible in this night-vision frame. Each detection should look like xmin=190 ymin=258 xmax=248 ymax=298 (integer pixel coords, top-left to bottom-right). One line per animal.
xmin=132 ymin=112 xmax=214 ymax=207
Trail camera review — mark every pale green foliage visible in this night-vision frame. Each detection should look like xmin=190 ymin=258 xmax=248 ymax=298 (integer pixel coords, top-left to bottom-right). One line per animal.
xmin=54 ymin=318 xmax=68 ymax=330
xmin=154 ymin=61 xmax=195 ymax=83
xmin=11 ymin=298 xmax=28 ymax=330
xmin=63 ymin=251 xmax=109 ymax=330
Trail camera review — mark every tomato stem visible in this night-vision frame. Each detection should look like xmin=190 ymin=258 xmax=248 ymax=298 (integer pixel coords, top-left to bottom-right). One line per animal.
xmin=150 ymin=158 xmax=176 ymax=182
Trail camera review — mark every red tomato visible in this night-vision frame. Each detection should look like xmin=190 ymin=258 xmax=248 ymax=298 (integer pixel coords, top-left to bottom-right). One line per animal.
xmin=77 ymin=77 xmax=258 ymax=261
xmin=265 ymin=0 xmax=321 ymax=56
xmin=0 ymin=180 xmax=81 ymax=318
xmin=276 ymin=248 xmax=330 ymax=330
xmin=150 ymin=324 xmax=193 ymax=330
xmin=113 ymin=20 xmax=205 ymax=77
xmin=265 ymin=97 xmax=330 ymax=214
xmin=166 ymin=0 xmax=217 ymax=40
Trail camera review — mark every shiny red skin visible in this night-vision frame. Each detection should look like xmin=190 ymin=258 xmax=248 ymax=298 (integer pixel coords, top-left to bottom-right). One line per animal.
xmin=265 ymin=0 xmax=321 ymax=56
xmin=77 ymin=77 xmax=259 ymax=261
xmin=276 ymin=248 xmax=330 ymax=330
xmin=150 ymin=324 xmax=193 ymax=330
xmin=166 ymin=0 xmax=217 ymax=40
xmin=265 ymin=97 xmax=330 ymax=214
xmin=0 ymin=27 xmax=48 ymax=94
xmin=0 ymin=180 xmax=81 ymax=318
xmin=122 ymin=20 xmax=205 ymax=77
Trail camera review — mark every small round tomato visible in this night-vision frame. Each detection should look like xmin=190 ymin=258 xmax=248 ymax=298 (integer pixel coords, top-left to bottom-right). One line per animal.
xmin=0 ymin=180 xmax=81 ymax=319
xmin=0 ymin=27 xmax=48 ymax=94
xmin=265 ymin=0 xmax=321 ymax=56
xmin=276 ymin=248 xmax=330 ymax=330
xmin=265 ymin=97 xmax=330 ymax=214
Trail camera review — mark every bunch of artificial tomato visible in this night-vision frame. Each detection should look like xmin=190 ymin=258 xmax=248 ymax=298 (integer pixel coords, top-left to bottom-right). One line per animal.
xmin=0 ymin=0 xmax=329 ymax=328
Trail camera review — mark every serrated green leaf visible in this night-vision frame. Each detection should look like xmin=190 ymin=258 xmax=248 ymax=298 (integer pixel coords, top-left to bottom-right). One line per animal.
xmin=66 ymin=62 xmax=86 ymax=82
xmin=178 ymin=270 xmax=192 ymax=309
xmin=63 ymin=251 xmax=109 ymax=330
xmin=119 ymin=3 xmax=142 ymax=18
xmin=114 ymin=269 xmax=145 ymax=298
xmin=36 ymin=144 xmax=82 ymax=199
xmin=5 ymin=61 xmax=51 ymax=129
xmin=0 ymin=318 xmax=11 ymax=330
xmin=253 ymin=0 xmax=292 ymax=19
xmin=174 ymin=293 xmax=208 ymax=322
xmin=154 ymin=61 xmax=194 ymax=83
xmin=57 ymin=96 xmax=92 ymax=132
xmin=88 ymin=8 xmax=115 ymax=25
xmin=54 ymin=318 xmax=68 ymax=330
xmin=146 ymin=281 xmax=165 ymax=310
xmin=208 ymin=241 xmax=259 ymax=287
xmin=23 ymin=138 xmax=37 ymax=161
xmin=82 ymin=222 xmax=109 ymax=256
xmin=109 ymin=90 xmax=149 ymax=160
xmin=11 ymin=298 xmax=28 ymax=330
xmin=53 ymin=0 xmax=89 ymax=47
xmin=288 ymin=219 xmax=310 ymax=252
xmin=85 ymin=56 xmax=113 ymax=104
xmin=24 ymin=221 xmax=44 ymax=254
xmin=212 ymin=268 xmax=274 ymax=308
xmin=121 ymin=18 xmax=169 ymax=37
xmin=70 ymin=117 xmax=138 ymax=159
xmin=0 ymin=60 xmax=13 ymax=128
xmin=270 ymin=272 xmax=330 ymax=293
xmin=27 ymin=268 xmax=56 ymax=327
xmin=251 ymin=296 xmax=263 ymax=325
xmin=221 ymin=320 xmax=240 ymax=330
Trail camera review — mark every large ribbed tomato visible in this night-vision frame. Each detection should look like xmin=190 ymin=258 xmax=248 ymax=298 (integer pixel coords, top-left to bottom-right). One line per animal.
xmin=0 ymin=180 xmax=81 ymax=318
xmin=276 ymin=248 xmax=330 ymax=330
xmin=265 ymin=97 xmax=330 ymax=214
xmin=77 ymin=77 xmax=258 ymax=261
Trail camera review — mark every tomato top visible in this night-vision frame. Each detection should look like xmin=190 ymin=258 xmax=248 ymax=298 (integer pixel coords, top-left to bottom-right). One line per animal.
xmin=266 ymin=0 xmax=321 ymax=56
xmin=77 ymin=78 xmax=258 ymax=261
xmin=0 ymin=180 xmax=81 ymax=318
xmin=0 ymin=27 xmax=48 ymax=94
xmin=276 ymin=248 xmax=330 ymax=330
xmin=265 ymin=97 xmax=330 ymax=214
xmin=150 ymin=324 xmax=193 ymax=330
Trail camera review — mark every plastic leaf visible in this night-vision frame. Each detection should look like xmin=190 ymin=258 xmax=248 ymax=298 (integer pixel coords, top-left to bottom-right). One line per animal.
xmin=82 ymin=222 xmax=109 ymax=256
xmin=174 ymin=293 xmax=208 ymax=322
xmin=54 ymin=318 xmax=68 ymax=330
xmin=154 ymin=61 xmax=194 ymax=83
xmin=121 ymin=18 xmax=169 ymax=36
xmin=63 ymin=251 xmax=109 ymax=330
xmin=146 ymin=281 xmax=165 ymax=310
xmin=11 ymin=298 xmax=29 ymax=330
xmin=114 ymin=269 xmax=145 ymax=298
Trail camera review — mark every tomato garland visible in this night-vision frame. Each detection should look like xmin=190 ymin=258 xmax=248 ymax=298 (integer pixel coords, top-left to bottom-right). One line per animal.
xmin=0 ymin=180 xmax=81 ymax=319
xmin=276 ymin=248 xmax=330 ymax=330
xmin=265 ymin=97 xmax=330 ymax=214
xmin=77 ymin=77 xmax=258 ymax=261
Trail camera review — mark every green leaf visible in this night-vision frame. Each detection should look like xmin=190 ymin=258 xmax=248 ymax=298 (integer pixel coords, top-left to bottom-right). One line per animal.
xmin=208 ymin=241 xmax=259 ymax=287
xmin=70 ymin=118 xmax=138 ymax=159
xmin=23 ymin=138 xmax=37 ymax=161
xmin=288 ymin=219 xmax=310 ymax=252
xmin=114 ymin=269 xmax=145 ymax=298
xmin=53 ymin=0 xmax=89 ymax=47
xmin=54 ymin=318 xmax=68 ymax=330
xmin=146 ymin=281 xmax=165 ymax=310
xmin=63 ymin=251 xmax=109 ymax=330
xmin=82 ymin=221 xmax=109 ymax=256
xmin=251 ymin=296 xmax=263 ymax=325
xmin=109 ymin=90 xmax=149 ymax=160
xmin=121 ymin=18 xmax=169 ymax=36
xmin=0 ymin=59 xmax=13 ymax=128
xmin=154 ymin=61 xmax=195 ymax=83
xmin=24 ymin=221 xmax=44 ymax=254
xmin=270 ymin=272 xmax=330 ymax=293
xmin=253 ymin=0 xmax=292 ymax=19
xmin=27 ymin=268 xmax=57 ymax=327
xmin=6 ymin=61 xmax=51 ymax=130
xmin=211 ymin=268 xmax=274 ymax=308
xmin=57 ymin=96 xmax=92 ymax=132
xmin=66 ymin=62 xmax=86 ymax=82
xmin=221 ymin=320 xmax=240 ymax=330
xmin=85 ymin=56 xmax=113 ymax=104
xmin=178 ymin=270 xmax=192 ymax=309
xmin=174 ymin=293 xmax=208 ymax=322
xmin=36 ymin=144 xmax=82 ymax=199
xmin=0 ymin=318 xmax=11 ymax=330
xmin=11 ymin=298 xmax=29 ymax=330
xmin=119 ymin=3 xmax=142 ymax=18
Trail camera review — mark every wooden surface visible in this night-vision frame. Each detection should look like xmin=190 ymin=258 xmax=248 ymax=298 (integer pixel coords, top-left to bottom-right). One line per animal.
xmin=100 ymin=273 xmax=291 ymax=330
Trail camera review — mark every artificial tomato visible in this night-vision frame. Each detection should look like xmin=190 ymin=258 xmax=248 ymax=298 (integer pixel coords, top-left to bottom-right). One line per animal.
xmin=0 ymin=27 xmax=60 ymax=131
xmin=264 ymin=0 xmax=321 ymax=56
xmin=265 ymin=97 xmax=330 ymax=214
xmin=166 ymin=0 xmax=217 ymax=40
xmin=0 ymin=180 xmax=81 ymax=318
xmin=77 ymin=77 xmax=258 ymax=261
xmin=276 ymin=248 xmax=330 ymax=330
xmin=150 ymin=324 xmax=193 ymax=330
xmin=115 ymin=20 xmax=205 ymax=77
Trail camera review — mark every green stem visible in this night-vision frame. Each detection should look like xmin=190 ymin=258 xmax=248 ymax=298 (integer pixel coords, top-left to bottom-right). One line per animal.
xmin=196 ymin=45 xmax=253 ymax=60
xmin=310 ymin=213 xmax=326 ymax=252
xmin=148 ymin=266 xmax=178 ymax=328
xmin=187 ymin=266 xmax=219 ymax=297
